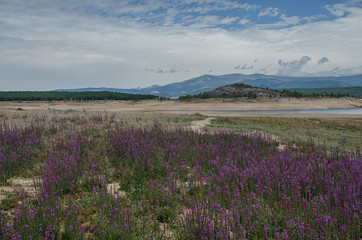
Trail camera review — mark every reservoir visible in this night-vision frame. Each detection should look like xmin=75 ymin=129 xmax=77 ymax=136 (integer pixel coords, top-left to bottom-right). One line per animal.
xmin=168 ymin=108 xmax=362 ymax=114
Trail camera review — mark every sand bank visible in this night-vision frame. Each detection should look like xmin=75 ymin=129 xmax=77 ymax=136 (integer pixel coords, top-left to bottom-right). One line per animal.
xmin=1 ymin=97 xmax=361 ymax=112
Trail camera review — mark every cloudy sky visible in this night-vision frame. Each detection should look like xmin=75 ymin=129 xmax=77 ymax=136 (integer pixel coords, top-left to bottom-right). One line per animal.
xmin=1 ymin=0 xmax=362 ymax=90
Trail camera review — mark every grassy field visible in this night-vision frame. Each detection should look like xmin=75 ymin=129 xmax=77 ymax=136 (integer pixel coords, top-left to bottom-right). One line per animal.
xmin=0 ymin=110 xmax=361 ymax=239
xmin=208 ymin=116 xmax=362 ymax=153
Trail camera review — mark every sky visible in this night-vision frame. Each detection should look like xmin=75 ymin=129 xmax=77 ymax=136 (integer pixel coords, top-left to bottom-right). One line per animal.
xmin=1 ymin=0 xmax=362 ymax=90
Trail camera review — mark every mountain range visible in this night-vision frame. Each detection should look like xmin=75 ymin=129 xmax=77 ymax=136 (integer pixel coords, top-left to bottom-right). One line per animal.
xmin=55 ymin=73 xmax=362 ymax=98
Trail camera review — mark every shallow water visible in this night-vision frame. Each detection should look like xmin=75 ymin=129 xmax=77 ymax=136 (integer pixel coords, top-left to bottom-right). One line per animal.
xmin=168 ymin=108 xmax=362 ymax=114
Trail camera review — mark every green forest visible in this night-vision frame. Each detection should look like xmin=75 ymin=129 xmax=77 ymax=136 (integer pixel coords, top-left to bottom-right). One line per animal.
xmin=179 ymin=88 xmax=353 ymax=100
xmin=287 ymin=86 xmax=362 ymax=98
xmin=0 ymin=91 xmax=159 ymax=101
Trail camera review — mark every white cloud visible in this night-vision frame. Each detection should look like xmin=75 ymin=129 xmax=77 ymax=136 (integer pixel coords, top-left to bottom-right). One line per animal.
xmin=0 ymin=1 xmax=361 ymax=90
xmin=220 ymin=16 xmax=239 ymax=25
xmin=318 ymin=57 xmax=329 ymax=65
xmin=326 ymin=4 xmax=346 ymax=17
xmin=258 ymin=7 xmax=279 ymax=17
xmin=277 ymin=56 xmax=312 ymax=76
xmin=145 ymin=67 xmax=180 ymax=74
xmin=239 ymin=18 xmax=251 ymax=25
xmin=235 ymin=64 xmax=254 ymax=70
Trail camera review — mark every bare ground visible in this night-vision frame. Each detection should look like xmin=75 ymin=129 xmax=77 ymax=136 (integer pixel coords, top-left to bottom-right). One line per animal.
xmin=0 ymin=98 xmax=361 ymax=123
xmin=1 ymin=97 xmax=361 ymax=112
xmin=190 ymin=117 xmax=214 ymax=133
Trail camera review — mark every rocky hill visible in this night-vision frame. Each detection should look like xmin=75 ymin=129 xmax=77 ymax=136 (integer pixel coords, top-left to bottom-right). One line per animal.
xmin=207 ymin=83 xmax=281 ymax=98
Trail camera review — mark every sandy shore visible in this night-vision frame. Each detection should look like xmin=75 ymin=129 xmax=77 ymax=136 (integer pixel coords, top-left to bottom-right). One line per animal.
xmin=1 ymin=97 xmax=361 ymax=111
xmin=0 ymin=98 xmax=361 ymax=119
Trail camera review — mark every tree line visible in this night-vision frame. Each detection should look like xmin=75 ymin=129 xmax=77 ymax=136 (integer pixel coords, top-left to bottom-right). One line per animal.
xmin=0 ymin=91 xmax=161 ymax=101
xmin=179 ymin=89 xmax=350 ymax=100
xmin=179 ymin=91 xmax=260 ymax=100
xmin=281 ymin=89 xmax=350 ymax=98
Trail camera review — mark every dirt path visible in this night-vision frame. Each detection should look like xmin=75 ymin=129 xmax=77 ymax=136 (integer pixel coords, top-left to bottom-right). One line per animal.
xmin=189 ymin=117 xmax=290 ymax=152
xmin=190 ymin=117 xmax=214 ymax=133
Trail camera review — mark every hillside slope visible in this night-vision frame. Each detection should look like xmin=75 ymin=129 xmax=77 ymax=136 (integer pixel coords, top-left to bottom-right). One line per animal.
xmin=206 ymin=83 xmax=281 ymax=98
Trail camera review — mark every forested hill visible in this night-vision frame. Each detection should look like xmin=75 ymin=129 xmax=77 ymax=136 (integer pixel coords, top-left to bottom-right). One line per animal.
xmin=179 ymin=83 xmax=352 ymax=100
xmin=0 ymin=91 xmax=159 ymax=101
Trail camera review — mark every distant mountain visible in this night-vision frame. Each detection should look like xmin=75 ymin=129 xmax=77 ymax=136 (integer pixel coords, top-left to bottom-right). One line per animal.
xmin=55 ymin=73 xmax=362 ymax=98
xmin=55 ymin=87 xmax=143 ymax=95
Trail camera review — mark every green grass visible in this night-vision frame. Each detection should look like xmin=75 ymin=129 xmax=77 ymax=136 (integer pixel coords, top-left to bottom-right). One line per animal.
xmin=171 ymin=113 xmax=205 ymax=123
xmin=208 ymin=116 xmax=362 ymax=152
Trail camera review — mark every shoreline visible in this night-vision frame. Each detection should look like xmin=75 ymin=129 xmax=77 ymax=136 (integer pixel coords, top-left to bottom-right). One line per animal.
xmin=0 ymin=97 xmax=361 ymax=116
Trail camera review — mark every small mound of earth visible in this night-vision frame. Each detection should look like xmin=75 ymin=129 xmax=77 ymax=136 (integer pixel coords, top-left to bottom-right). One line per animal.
xmin=106 ymin=183 xmax=126 ymax=197
xmin=8 ymin=178 xmax=35 ymax=188
xmin=1 ymin=178 xmax=37 ymax=196
xmin=0 ymin=187 xmax=15 ymax=201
